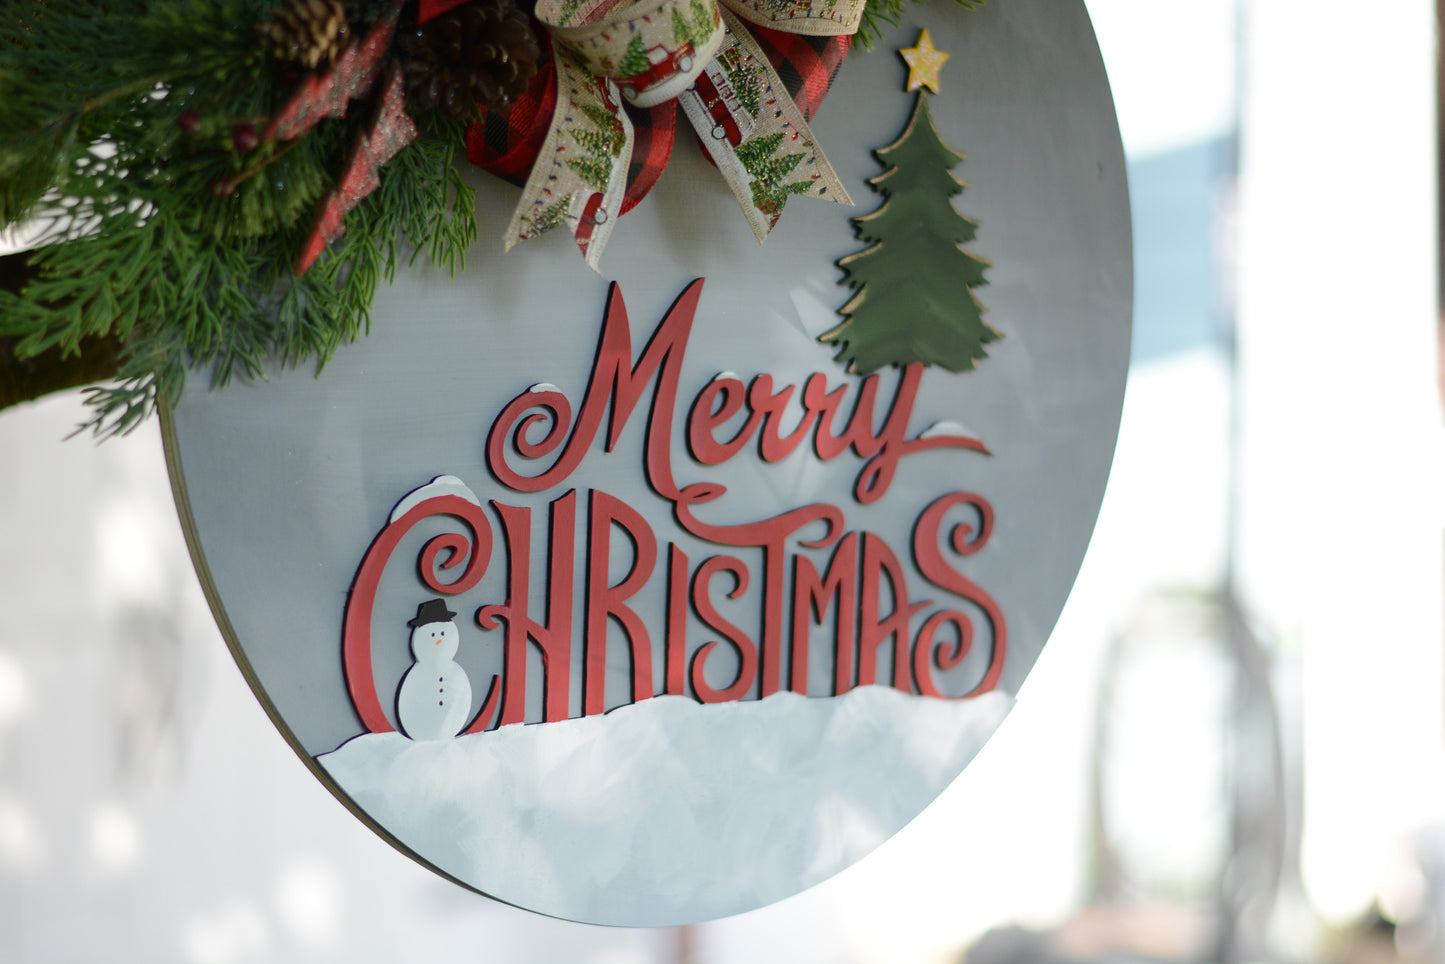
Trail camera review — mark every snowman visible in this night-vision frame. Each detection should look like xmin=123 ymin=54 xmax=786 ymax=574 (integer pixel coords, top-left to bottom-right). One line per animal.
xmin=396 ymin=599 xmax=473 ymax=741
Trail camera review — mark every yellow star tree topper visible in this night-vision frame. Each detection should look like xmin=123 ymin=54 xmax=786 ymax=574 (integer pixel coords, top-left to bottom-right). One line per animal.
xmin=900 ymin=27 xmax=948 ymax=93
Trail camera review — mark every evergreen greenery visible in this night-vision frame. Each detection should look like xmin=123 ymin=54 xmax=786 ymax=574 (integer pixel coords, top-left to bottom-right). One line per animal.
xmin=0 ymin=0 xmax=476 ymax=436
xmin=0 ymin=0 xmax=989 ymax=434
xmin=857 ymin=0 xmax=984 ymax=50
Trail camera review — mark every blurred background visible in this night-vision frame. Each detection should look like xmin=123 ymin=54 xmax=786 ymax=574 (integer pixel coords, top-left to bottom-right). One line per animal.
xmin=2 ymin=0 xmax=1442 ymax=961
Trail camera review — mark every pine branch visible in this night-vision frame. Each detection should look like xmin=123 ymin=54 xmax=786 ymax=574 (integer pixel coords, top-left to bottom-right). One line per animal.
xmin=0 ymin=334 xmax=124 ymax=413
xmin=0 ymin=252 xmax=122 ymax=412
xmin=856 ymin=0 xmax=985 ymax=50
xmin=0 ymin=0 xmax=482 ymax=436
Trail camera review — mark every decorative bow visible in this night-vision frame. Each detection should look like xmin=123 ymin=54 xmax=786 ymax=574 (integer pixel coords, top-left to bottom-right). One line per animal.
xmin=264 ymin=0 xmax=862 ymax=274
xmin=487 ymin=0 xmax=861 ymax=269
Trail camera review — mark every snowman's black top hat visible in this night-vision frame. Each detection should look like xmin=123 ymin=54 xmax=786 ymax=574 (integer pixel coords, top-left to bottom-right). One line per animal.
xmin=407 ymin=598 xmax=457 ymax=627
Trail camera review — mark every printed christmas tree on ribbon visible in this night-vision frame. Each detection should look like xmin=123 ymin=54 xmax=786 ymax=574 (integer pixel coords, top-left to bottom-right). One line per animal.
xmin=822 ymin=85 xmax=999 ymax=374
xmin=672 ymin=0 xmax=720 ymax=49
xmin=736 ymin=132 xmax=815 ymax=224
xmin=567 ymin=102 xmax=627 ymax=190
xmin=618 ymin=34 xmax=650 ymax=78
xmin=719 ymin=50 xmax=762 ymax=117
xmin=508 ymin=43 xmax=632 ymax=271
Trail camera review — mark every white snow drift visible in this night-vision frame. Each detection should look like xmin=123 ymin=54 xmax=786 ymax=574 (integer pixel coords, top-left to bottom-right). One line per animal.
xmin=318 ymin=686 xmax=1011 ymax=925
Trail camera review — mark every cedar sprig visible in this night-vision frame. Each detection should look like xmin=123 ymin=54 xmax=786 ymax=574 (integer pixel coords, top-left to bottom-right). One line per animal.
xmin=855 ymin=0 xmax=984 ymax=50
xmin=0 ymin=0 xmax=477 ymax=437
xmin=22 ymin=131 xmax=476 ymax=438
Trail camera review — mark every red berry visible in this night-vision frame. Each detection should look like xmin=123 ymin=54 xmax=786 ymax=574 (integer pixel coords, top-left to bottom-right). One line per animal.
xmin=177 ymin=111 xmax=201 ymax=135
xmin=210 ymin=178 xmax=236 ymax=198
xmin=232 ymin=125 xmax=259 ymax=153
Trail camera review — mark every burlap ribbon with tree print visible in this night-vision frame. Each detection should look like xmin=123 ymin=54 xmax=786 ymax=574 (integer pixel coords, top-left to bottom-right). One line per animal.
xmin=487 ymin=0 xmax=864 ymax=269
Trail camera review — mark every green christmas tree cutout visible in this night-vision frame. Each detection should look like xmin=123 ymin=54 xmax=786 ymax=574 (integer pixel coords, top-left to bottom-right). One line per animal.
xmin=821 ymin=90 xmax=999 ymax=374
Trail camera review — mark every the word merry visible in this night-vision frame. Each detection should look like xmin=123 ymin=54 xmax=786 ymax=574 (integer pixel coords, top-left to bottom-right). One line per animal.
xmin=340 ymin=280 xmax=1006 ymax=732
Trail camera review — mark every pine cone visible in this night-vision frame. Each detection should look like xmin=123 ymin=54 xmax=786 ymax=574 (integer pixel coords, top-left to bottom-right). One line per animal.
xmin=395 ymin=0 xmax=542 ymax=119
xmin=256 ymin=0 xmax=351 ymax=71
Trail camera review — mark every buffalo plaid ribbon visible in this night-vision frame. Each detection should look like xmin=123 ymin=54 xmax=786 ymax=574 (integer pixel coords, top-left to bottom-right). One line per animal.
xmin=466 ymin=0 xmax=859 ymax=267
xmin=752 ymin=28 xmax=851 ymax=122
xmin=467 ymin=29 xmax=845 ymax=213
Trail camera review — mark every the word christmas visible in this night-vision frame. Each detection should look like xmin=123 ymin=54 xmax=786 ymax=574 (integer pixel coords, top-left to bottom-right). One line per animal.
xmin=342 ymin=280 xmax=1008 ymax=734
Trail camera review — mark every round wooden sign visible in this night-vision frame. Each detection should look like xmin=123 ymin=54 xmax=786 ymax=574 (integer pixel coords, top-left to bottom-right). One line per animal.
xmin=165 ymin=0 xmax=1130 ymax=926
